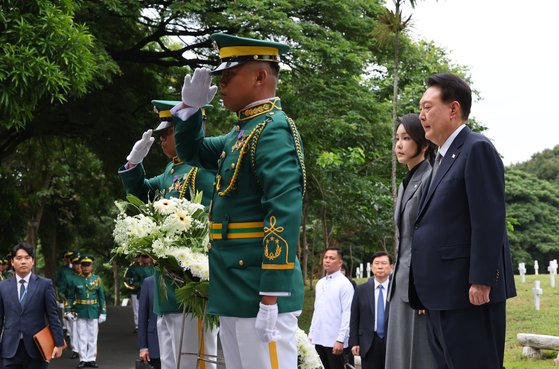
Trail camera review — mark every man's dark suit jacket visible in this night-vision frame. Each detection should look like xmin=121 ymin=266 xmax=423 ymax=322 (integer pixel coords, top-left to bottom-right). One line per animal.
xmin=349 ymin=278 xmax=389 ymax=358
xmin=138 ymin=276 xmax=159 ymax=358
xmin=0 ymin=273 xmax=65 ymax=359
xmin=411 ymin=126 xmax=516 ymax=310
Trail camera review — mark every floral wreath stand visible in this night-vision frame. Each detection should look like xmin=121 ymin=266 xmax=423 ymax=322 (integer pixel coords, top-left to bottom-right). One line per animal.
xmin=175 ymin=303 xmax=221 ymax=369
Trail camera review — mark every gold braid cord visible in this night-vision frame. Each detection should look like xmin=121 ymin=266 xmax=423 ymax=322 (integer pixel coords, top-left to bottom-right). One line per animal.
xmin=218 ymin=127 xmax=261 ymax=197
xmin=250 ymin=120 xmax=271 ymax=191
xmin=179 ymin=167 xmax=198 ymax=199
xmin=286 ymin=117 xmax=307 ymax=197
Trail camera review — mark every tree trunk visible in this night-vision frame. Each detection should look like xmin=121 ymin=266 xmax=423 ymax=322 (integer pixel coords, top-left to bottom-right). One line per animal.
xmin=391 ymin=1 xmax=402 ymax=252
xmin=321 ymin=205 xmax=329 ymax=249
xmin=112 ymin=259 xmax=120 ymax=306
xmin=349 ymin=243 xmax=354 ymax=278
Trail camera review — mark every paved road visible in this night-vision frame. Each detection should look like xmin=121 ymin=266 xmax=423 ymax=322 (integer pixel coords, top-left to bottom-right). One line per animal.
xmin=50 ymin=306 xmax=226 ymax=369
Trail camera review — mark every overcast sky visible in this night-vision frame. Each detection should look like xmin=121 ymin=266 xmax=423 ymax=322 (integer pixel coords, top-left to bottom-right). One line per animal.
xmin=399 ymin=0 xmax=559 ymax=165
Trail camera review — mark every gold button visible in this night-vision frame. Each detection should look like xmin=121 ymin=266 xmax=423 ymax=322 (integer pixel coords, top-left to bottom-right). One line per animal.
xmin=207 ymin=243 xmax=212 ymax=250
xmin=235 ymin=125 xmax=240 ymax=131
xmin=231 ymin=163 xmax=236 ymax=169
xmin=170 ymin=168 xmax=174 ymax=174
xmin=221 ymin=151 xmax=226 ymax=158
xmin=239 ymin=260 xmax=244 ymax=266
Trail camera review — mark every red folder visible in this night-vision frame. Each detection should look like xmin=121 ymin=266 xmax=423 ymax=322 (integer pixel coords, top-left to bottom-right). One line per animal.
xmin=33 ymin=325 xmax=66 ymax=362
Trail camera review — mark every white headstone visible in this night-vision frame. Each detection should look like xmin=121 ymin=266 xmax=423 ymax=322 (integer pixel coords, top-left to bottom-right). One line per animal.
xmin=355 ymin=266 xmax=361 ymax=279
xmin=534 ymin=260 xmax=539 ymax=275
xmin=359 ymin=263 xmax=363 ymax=279
xmin=366 ymin=262 xmax=371 ymax=278
xmin=548 ymin=260 xmax=558 ymax=288
xmin=532 ymin=280 xmax=543 ymax=310
xmin=519 ymin=262 xmax=527 ymax=283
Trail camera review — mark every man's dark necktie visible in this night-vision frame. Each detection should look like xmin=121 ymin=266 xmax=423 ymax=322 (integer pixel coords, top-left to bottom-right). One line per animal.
xmin=377 ymin=284 xmax=385 ymax=338
xmin=19 ymin=279 xmax=26 ymax=304
xmin=430 ymin=152 xmax=443 ymax=186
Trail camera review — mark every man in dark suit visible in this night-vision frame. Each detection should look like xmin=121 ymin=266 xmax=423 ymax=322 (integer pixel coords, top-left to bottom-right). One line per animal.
xmin=138 ymin=276 xmax=160 ymax=369
xmin=349 ymin=251 xmax=393 ymax=369
xmin=0 ymin=242 xmax=65 ymax=369
xmin=411 ymin=73 xmax=516 ymax=369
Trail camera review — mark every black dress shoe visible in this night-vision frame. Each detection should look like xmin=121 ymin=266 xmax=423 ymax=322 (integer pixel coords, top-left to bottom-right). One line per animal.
xmin=88 ymin=361 xmax=99 ymax=368
xmin=77 ymin=362 xmax=87 ymax=368
xmin=71 ymin=351 xmax=79 ymax=359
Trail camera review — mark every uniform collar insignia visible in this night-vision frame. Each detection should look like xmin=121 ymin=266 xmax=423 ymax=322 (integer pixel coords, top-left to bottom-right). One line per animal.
xmin=237 ymin=98 xmax=282 ymax=121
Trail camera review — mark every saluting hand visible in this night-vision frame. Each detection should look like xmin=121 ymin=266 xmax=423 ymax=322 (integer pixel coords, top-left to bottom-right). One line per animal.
xmin=127 ymin=130 xmax=155 ymax=165
xmin=180 ymin=68 xmax=218 ymax=108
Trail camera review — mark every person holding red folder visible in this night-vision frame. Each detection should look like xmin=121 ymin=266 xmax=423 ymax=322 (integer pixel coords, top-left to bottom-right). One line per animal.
xmin=0 ymin=242 xmax=65 ymax=368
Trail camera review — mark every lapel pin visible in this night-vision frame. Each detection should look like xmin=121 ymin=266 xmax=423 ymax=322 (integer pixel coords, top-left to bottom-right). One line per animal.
xmin=452 ymin=154 xmax=456 ymax=159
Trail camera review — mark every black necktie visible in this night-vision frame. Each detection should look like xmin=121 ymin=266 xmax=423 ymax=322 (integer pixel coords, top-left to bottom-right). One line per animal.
xmin=430 ymin=152 xmax=443 ymax=186
xmin=19 ymin=279 xmax=26 ymax=304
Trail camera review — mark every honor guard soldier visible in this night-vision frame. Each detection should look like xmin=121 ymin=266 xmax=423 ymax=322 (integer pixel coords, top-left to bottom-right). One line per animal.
xmin=118 ymin=99 xmax=218 ymax=369
xmin=64 ymin=253 xmax=83 ymax=359
xmin=65 ymin=255 xmax=106 ymax=368
xmin=56 ymin=250 xmax=76 ymax=342
xmin=3 ymin=256 xmax=14 ymax=279
xmin=172 ymin=33 xmax=306 ymax=369
xmin=0 ymin=258 xmax=7 ymax=281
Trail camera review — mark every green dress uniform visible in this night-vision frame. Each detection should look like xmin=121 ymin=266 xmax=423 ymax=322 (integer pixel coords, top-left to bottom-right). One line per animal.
xmin=65 ymin=260 xmax=106 ymax=366
xmin=119 ymin=99 xmax=218 ymax=369
xmin=174 ymin=33 xmax=306 ymax=369
xmin=174 ymin=97 xmax=305 ymax=317
xmin=65 ymin=272 xmax=106 ymax=320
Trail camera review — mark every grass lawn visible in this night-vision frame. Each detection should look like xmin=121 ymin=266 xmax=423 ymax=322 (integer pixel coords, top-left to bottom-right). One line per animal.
xmin=299 ymin=275 xmax=559 ymax=368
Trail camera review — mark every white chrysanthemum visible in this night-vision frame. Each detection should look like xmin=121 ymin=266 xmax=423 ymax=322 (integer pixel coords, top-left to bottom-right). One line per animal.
xmin=152 ymin=238 xmax=171 ymax=258
xmin=153 ymin=198 xmax=178 ymax=215
xmin=296 ymin=329 xmax=324 ymax=369
xmin=113 ymin=213 xmax=157 ymax=248
xmin=169 ymin=247 xmax=209 ymax=281
xmin=161 ymin=211 xmax=193 ymax=235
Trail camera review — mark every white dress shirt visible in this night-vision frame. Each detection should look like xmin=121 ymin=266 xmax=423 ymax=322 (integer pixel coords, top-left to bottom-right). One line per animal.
xmin=309 ymin=270 xmax=354 ymax=347
xmin=16 ymin=272 xmax=32 ymax=300
xmin=373 ymin=278 xmax=389 ymax=333
xmin=438 ymin=123 xmax=466 ymax=158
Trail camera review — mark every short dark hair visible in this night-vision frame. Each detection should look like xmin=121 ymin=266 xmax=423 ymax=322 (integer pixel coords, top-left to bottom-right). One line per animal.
xmin=426 ymin=73 xmax=472 ymax=120
xmin=325 ymin=247 xmax=343 ymax=259
xmin=398 ymin=113 xmax=436 ymax=161
xmin=12 ymin=242 xmax=34 ymax=259
xmin=370 ymin=251 xmax=393 ymax=265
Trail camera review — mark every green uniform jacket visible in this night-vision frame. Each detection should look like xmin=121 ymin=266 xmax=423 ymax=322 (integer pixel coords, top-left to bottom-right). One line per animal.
xmin=55 ymin=265 xmax=74 ymax=296
xmin=174 ymin=98 xmax=305 ymax=318
xmin=65 ymin=273 xmax=106 ymax=319
xmin=124 ymin=263 xmax=142 ymax=295
xmin=152 ymin=269 xmax=182 ymax=315
xmin=119 ymin=152 xmax=215 ymax=315
xmin=118 ymin=159 xmax=215 ymax=205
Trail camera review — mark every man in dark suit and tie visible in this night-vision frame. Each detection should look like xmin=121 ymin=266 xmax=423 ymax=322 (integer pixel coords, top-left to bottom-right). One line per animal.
xmin=0 ymin=242 xmax=65 ymax=369
xmin=349 ymin=251 xmax=393 ymax=369
xmin=138 ymin=276 xmax=160 ymax=369
xmin=411 ymin=73 xmax=516 ymax=369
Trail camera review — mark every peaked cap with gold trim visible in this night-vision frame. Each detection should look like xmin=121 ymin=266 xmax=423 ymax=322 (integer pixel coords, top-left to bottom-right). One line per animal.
xmin=152 ymin=100 xmax=213 ymax=131
xmin=210 ymin=33 xmax=290 ymax=73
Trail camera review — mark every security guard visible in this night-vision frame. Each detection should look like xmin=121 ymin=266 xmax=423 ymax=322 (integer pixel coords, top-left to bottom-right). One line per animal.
xmin=124 ymin=254 xmax=142 ymax=332
xmin=65 ymin=255 xmax=106 ymax=368
xmin=172 ymin=33 xmax=305 ymax=369
xmin=118 ymin=100 xmax=218 ymax=369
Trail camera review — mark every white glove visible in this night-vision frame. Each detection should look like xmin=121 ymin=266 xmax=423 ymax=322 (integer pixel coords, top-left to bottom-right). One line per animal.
xmin=170 ymin=103 xmax=198 ymax=122
xmin=98 ymin=314 xmax=107 ymax=324
xmin=255 ymin=303 xmax=281 ymax=343
xmin=181 ymin=68 xmax=218 ymax=108
xmin=64 ymin=312 xmax=76 ymax=321
xmin=126 ymin=129 xmax=155 ymax=164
